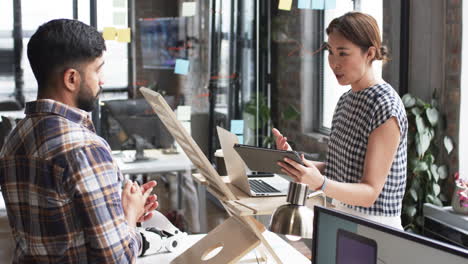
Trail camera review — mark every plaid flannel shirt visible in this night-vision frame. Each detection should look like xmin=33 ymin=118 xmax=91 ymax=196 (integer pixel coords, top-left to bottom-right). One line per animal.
xmin=0 ymin=99 xmax=141 ymax=263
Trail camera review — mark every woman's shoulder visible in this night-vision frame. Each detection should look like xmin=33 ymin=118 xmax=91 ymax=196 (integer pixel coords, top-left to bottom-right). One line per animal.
xmin=366 ymin=83 xmax=403 ymax=106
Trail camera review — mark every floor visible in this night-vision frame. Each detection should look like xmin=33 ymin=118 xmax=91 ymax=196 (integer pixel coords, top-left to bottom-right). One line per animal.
xmin=149 ymin=173 xmax=313 ymax=260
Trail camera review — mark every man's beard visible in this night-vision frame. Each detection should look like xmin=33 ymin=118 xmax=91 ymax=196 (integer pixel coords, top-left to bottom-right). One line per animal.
xmin=76 ymin=84 xmax=102 ymax=112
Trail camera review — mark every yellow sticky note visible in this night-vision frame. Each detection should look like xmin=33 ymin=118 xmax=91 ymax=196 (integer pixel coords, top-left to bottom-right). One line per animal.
xmin=279 ymin=0 xmax=293 ymax=10
xmin=102 ymin=27 xmax=117 ymax=40
xmin=117 ymin=28 xmax=131 ymax=43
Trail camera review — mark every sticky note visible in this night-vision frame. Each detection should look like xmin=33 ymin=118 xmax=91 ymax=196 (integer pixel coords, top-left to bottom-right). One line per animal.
xmin=102 ymin=27 xmax=117 ymax=40
xmin=113 ymin=11 xmax=127 ymax=26
xmin=181 ymin=121 xmax=191 ymax=135
xmin=325 ymin=0 xmax=336 ymax=9
xmin=312 ymin=0 xmax=325 ymax=9
xmin=174 ymin=59 xmax=190 ymax=75
xmin=117 ymin=28 xmax=131 ymax=43
xmin=182 ymin=2 xmax=196 ymax=17
xmin=298 ymin=0 xmax=312 ymax=9
xmin=278 ymin=0 xmax=293 ymax=11
xmin=230 ymin=120 xmax=244 ymax=135
xmin=237 ymin=135 xmax=244 ymax=144
xmin=177 ymin=106 xmax=192 ymax=121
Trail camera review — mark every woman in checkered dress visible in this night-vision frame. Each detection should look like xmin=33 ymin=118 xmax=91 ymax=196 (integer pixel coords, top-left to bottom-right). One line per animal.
xmin=276 ymin=12 xmax=407 ymax=230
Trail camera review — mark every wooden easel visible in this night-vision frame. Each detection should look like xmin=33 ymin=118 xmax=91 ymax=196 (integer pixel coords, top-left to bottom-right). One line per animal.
xmin=140 ymin=88 xmax=284 ymax=264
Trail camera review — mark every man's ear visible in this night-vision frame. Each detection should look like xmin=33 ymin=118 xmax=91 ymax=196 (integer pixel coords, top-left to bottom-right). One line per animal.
xmin=63 ymin=68 xmax=81 ymax=92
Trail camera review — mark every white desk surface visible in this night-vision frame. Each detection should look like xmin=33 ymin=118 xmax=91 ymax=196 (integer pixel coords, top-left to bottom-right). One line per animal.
xmin=112 ymin=149 xmax=194 ymax=175
xmin=137 ymin=231 xmax=310 ymax=264
xmin=0 ymin=110 xmax=25 ymax=119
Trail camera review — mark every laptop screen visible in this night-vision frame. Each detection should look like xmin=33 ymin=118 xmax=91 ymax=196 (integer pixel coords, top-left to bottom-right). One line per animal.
xmin=312 ymin=206 xmax=468 ymax=264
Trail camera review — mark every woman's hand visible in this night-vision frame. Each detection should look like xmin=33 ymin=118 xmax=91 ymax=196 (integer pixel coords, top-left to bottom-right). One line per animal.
xmin=272 ymin=128 xmax=292 ymax=151
xmin=121 ymin=181 xmax=153 ymax=227
xmin=278 ymin=154 xmax=324 ymax=190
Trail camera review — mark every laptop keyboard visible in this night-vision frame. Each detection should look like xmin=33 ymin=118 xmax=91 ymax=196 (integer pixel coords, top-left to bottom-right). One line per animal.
xmin=249 ymin=179 xmax=281 ymax=193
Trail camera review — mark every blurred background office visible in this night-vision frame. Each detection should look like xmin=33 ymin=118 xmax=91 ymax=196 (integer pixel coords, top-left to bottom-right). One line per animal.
xmin=0 ymin=0 xmax=467 ymax=255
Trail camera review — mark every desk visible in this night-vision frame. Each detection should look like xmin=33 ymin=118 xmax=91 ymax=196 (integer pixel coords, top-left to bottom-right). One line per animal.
xmin=112 ymin=149 xmax=193 ymax=175
xmin=112 ymin=149 xmax=199 ymax=231
xmin=192 ymin=173 xmax=327 ymax=216
xmin=137 ymin=230 xmax=310 ymax=263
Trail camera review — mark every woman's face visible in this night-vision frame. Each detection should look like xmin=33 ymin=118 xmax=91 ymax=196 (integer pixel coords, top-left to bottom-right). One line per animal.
xmin=327 ymin=30 xmax=373 ymax=88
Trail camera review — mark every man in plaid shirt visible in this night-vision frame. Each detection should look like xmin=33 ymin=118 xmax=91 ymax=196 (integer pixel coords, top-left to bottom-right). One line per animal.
xmin=0 ymin=19 xmax=158 ymax=263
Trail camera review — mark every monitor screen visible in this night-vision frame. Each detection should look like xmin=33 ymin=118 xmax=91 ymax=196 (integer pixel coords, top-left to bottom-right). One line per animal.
xmin=336 ymin=228 xmax=377 ymax=264
xmin=101 ymin=98 xmax=176 ymax=150
xmin=313 ymin=206 xmax=468 ymax=264
xmin=139 ymin=17 xmax=188 ymax=69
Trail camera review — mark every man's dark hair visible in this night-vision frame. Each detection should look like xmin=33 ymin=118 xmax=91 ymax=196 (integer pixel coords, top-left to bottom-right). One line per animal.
xmin=27 ymin=19 xmax=106 ymax=91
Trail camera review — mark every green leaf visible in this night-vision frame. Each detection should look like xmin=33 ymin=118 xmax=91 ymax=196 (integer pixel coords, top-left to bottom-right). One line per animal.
xmin=406 ymin=206 xmax=417 ymax=217
xmin=416 ymin=130 xmax=431 ymax=158
xmin=410 ymin=189 xmax=418 ymax=202
xmin=282 ymin=105 xmax=300 ymax=120
xmin=432 ymin=183 xmax=441 ymax=196
xmin=428 ymin=128 xmax=435 ymax=140
xmin=426 ymin=170 xmax=433 ymax=181
xmin=438 ymin=165 xmax=448 ymax=180
xmin=409 ymin=157 xmax=419 ymax=169
xmin=415 ymin=115 xmax=426 ymax=133
xmin=439 ymin=193 xmax=448 ymax=202
xmin=416 ymin=98 xmax=427 ymax=107
xmin=411 ymin=107 xmax=422 ymax=116
xmin=426 ymin=194 xmax=435 ymax=203
xmin=423 ymin=154 xmax=435 ymax=164
xmin=413 ymin=161 xmax=428 ymax=172
xmin=444 ymin=136 xmax=453 ymax=155
xmin=433 ymin=197 xmax=443 ymax=206
xmin=402 ymin=94 xmax=416 ymax=108
xmin=411 ymin=177 xmax=421 ymax=189
xmin=425 ymin=108 xmax=439 ymax=127
xmin=430 ymin=164 xmax=439 ymax=181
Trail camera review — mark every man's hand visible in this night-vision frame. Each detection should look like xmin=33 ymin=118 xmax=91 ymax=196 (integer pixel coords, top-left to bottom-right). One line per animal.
xmin=131 ymin=180 xmax=159 ymax=223
xmin=122 ymin=181 xmax=153 ymax=227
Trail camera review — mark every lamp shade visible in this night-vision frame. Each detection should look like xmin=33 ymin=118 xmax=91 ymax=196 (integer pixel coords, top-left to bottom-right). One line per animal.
xmin=268 ymin=182 xmax=314 ymax=239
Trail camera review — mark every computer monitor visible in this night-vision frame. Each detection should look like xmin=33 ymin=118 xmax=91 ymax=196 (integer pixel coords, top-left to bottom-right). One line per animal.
xmin=139 ymin=17 xmax=188 ymax=69
xmin=101 ymin=97 xmax=175 ymax=152
xmin=312 ymin=206 xmax=468 ymax=264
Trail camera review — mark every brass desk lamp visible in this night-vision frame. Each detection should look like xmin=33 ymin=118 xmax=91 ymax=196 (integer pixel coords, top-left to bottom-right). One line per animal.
xmin=269 ymin=182 xmax=326 ymax=240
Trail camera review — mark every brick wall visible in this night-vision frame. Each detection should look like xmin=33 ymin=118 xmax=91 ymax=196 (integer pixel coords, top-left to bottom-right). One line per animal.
xmin=440 ymin=0 xmax=461 ymax=182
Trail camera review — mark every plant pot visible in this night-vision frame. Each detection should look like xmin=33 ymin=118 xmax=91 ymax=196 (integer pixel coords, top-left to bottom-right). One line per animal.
xmin=451 ymin=185 xmax=468 ymax=215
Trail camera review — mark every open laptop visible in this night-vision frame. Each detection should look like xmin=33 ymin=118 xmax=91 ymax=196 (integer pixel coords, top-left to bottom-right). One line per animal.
xmin=217 ymin=126 xmax=289 ymax=196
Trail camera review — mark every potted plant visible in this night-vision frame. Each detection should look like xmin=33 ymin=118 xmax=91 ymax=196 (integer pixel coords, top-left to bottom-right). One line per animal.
xmin=401 ymin=94 xmax=454 ymax=233
xmin=244 ymin=94 xmax=300 ymax=147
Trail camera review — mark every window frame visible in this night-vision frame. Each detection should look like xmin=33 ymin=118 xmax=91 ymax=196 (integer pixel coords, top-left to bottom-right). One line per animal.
xmin=4 ymin=0 xmax=132 ymax=111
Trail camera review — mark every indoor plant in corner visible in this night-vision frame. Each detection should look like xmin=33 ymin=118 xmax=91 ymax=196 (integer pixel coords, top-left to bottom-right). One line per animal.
xmin=401 ymin=94 xmax=455 ymax=234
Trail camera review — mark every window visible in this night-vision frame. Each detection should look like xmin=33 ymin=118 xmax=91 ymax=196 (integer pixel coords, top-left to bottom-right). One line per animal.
xmin=0 ymin=0 xmax=14 ymax=102
xmin=21 ymin=0 xmax=74 ymax=102
xmin=312 ymin=0 xmax=383 ymax=133
xmin=0 ymin=0 xmax=129 ymax=105
xmin=97 ymin=0 xmax=129 ymax=91
xmin=460 ymin=1 xmax=468 ymax=179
